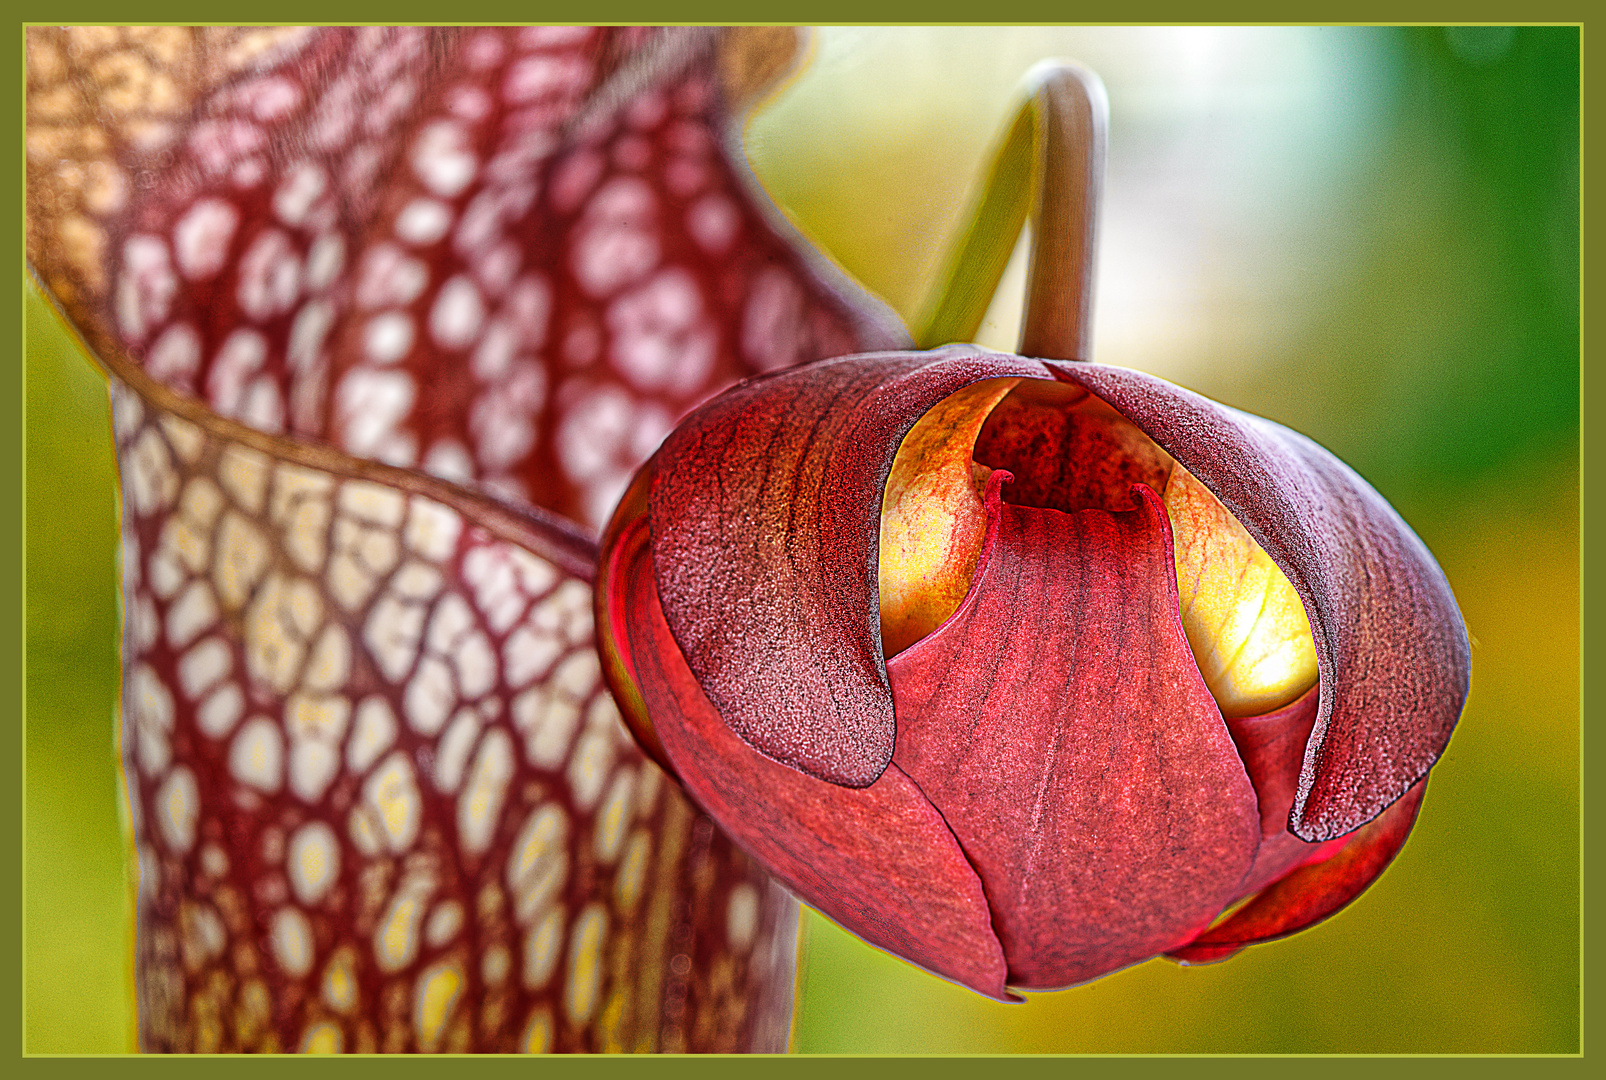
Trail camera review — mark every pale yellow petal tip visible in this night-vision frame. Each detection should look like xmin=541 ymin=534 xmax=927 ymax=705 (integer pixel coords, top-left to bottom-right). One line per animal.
xmin=1164 ymin=465 xmax=1318 ymax=717
xmin=878 ymin=378 xmax=1018 ymax=656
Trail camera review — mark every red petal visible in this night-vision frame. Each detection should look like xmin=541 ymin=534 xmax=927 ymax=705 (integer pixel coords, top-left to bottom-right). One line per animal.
xmin=1166 ymin=778 xmax=1427 ymax=965
xmin=648 ymin=349 xmax=1050 ymax=787
xmin=1051 ymin=363 xmax=1469 ymax=841
xmin=594 ymin=469 xmax=675 ymax=774
xmin=1219 ymin=687 xmax=1345 ymax=897
xmin=888 ymin=484 xmax=1260 ymax=989
xmin=618 ymin=516 xmax=1015 ymax=1000
xmin=1224 ymin=687 xmax=1319 ymax=841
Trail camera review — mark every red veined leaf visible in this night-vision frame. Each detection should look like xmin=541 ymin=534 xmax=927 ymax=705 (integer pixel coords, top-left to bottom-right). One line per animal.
xmin=28 ymin=25 xmax=911 ymax=1053
xmin=27 ymin=26 xmax=907 ymax=530
xmin=103 ymin=360 xmax=797 ymax=1052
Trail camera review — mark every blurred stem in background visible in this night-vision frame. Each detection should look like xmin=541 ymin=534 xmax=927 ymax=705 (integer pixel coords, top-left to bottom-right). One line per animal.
xmin=26 ymin=290 xmax=133 ymax=1053
xmin=25 ymin=26 xmax=1577 ymax=1053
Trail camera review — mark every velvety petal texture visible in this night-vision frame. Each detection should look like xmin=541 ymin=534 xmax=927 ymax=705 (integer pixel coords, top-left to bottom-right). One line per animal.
xmin=648 ymin=349 xmax=1046 ymax=786
xmin=618 ymin=513 xmax=1013 ymax=999
xmin=603 ymin=345 xmax=1468 ymax=995
xmin=888 ymin=484 xmax=1260 ymax=988
xmin=1051 ymin=364 xmax=1470 ymax=840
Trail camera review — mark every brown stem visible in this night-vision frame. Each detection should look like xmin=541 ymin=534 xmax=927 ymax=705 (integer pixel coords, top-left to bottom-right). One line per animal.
xmin=1018 ymin=62 xmax=1108 ymax=364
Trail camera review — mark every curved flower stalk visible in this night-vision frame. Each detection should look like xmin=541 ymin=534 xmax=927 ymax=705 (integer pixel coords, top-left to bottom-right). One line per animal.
xmin=598 ymin=65 xmax=1470 ymax=998
xmin=27 ymin=25 xmax=906 ymax=1052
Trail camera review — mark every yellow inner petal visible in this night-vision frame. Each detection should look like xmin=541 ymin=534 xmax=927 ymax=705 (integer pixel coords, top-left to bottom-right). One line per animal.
xmin=1163 ymin=464 xmax=1318 ymax=716
xmin=878 ymin=378 xmax=1019 ymax=657
xmin=877 ymin=379 xmax=1316 ymax=717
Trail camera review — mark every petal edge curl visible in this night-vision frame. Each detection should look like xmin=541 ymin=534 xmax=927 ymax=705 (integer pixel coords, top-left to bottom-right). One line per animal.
xmin=1051 ymin=363 xmax=1469 ymax=841
xmin=618 ymin=516 xmax=1016 ymax=1000
xmin=648 ymin=348 xmax=1051 ymax=786
xmin=1167 ymin=778 xmax=1427 ymax=964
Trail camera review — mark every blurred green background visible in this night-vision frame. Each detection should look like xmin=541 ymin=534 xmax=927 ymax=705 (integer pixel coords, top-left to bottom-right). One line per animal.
xmin=25 ymin=27 xmax=1578 ymax=1053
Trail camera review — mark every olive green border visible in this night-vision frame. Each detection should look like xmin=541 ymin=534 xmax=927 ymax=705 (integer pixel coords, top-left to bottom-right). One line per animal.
xmin=6 ymin=1 xmax=1599 ymax=24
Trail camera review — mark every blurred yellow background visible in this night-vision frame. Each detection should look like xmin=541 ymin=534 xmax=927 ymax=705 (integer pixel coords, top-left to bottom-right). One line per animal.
xmin=25 ymin=27 xmax=1578 ymax=1053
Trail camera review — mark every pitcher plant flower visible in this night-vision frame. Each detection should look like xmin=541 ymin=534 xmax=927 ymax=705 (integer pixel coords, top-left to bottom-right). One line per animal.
xmin=597 ymin=64 xmax=1470 ymax=998
xmin=26 ymin=25 xmax=911 ymax=1051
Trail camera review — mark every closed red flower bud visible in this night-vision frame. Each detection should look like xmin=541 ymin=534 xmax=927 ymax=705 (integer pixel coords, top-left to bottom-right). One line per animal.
xmin=598 ymin=347 xmax=1469 ymax=998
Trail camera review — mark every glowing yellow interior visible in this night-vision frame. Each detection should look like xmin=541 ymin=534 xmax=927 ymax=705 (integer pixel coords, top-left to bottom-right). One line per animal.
xmin=877 ymin=381 xmax=1317 ymax=717
xmin=877 ymin=378 xmax=1018 ymax=656
xmin=1163 ymin=464 xmax=1317 ymax=716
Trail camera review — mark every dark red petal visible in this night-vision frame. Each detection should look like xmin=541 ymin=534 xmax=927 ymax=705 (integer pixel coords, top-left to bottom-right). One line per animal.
xmin=1051 ymin=363 xmax=1469 ymax=841
xmin=1219 ymin=687 xmax=1342 ymax=897
xmin=618 ymin=519 xmax=1014 ymax=1000
xmin=648 ymin=349 xmax=1051 ymax=787
xmin=594 ymin=467 xmax=675 ymax=775
xmin=1224 ymin=686 xmax=1320 ymax=841
xmin=1166 ymin=778 xmax=1427 ymax=965
xmin=888 ymin=485 xmax=1260 ymax=989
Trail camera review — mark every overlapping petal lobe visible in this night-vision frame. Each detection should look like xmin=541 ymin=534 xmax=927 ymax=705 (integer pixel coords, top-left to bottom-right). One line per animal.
xmin=1167 ymin=778 xmax=1427 ymax=965
xmin=1049 ymin=363 xmax=1469 ymax=841
xmin=594 ymin=470 xmax=673 ymax=775
xmin=1217 ymin=688 xmax=1348 ymax=897
xmin=648 ymin=349 xmax=1051 ymax=787
xmin=887 ymin=486 xmax=1261 ymax=988
xmin=616 ymin=521 xmax=1014 ymax=1000
xmin=1224 ymin=687 xmax=1320 ymax=842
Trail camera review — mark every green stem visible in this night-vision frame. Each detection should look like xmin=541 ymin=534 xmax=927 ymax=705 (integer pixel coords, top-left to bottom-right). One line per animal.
xmin=913 ymin=61 xmax=1108 ymax=363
